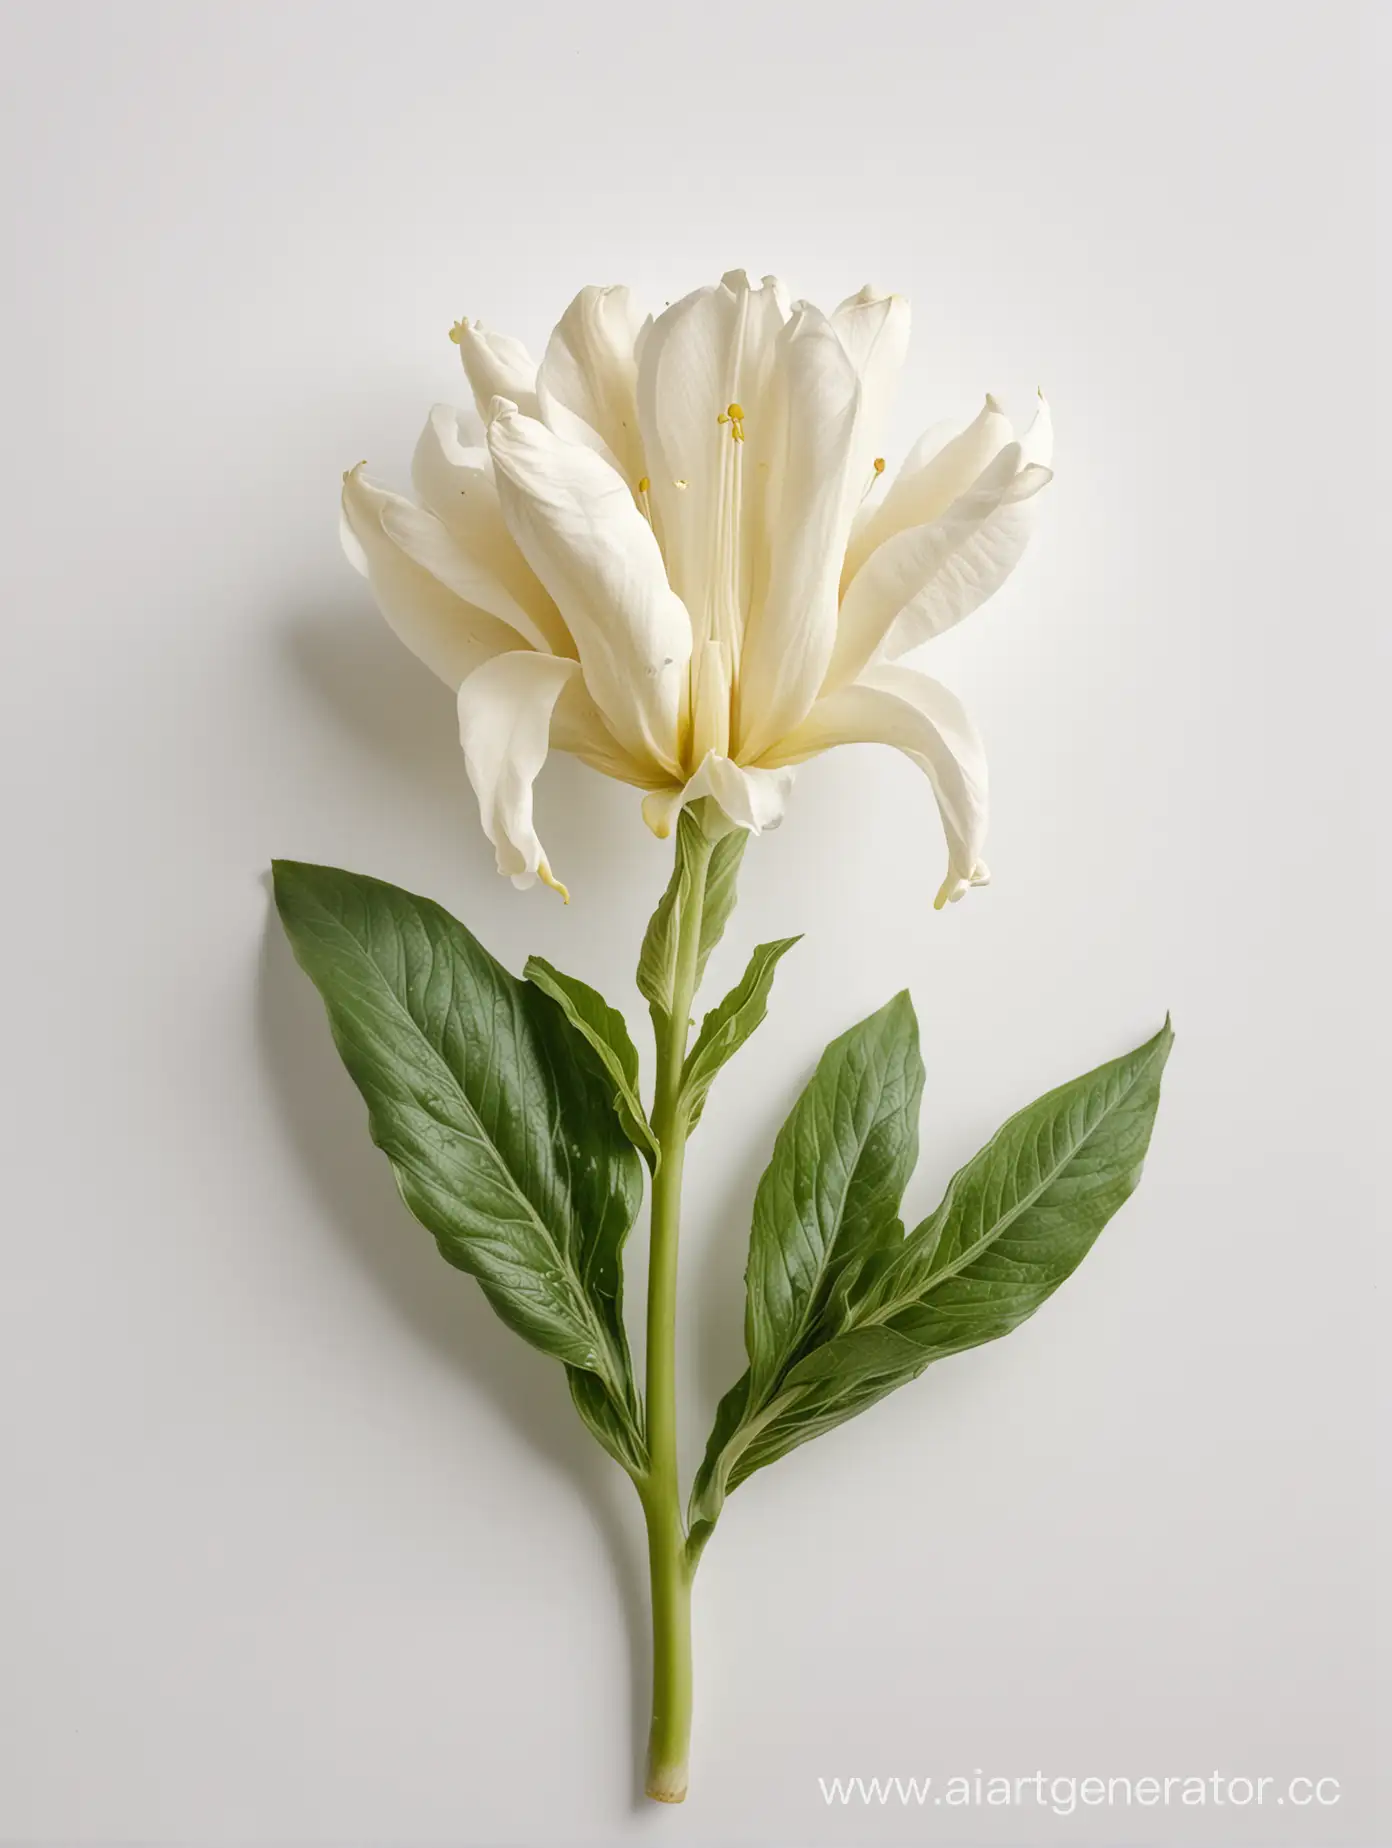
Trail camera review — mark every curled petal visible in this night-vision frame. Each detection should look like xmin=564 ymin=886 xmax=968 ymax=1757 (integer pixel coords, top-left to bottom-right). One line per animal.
xmin=1018 ymin=390 xmax=1054 ymax=467
xmin=486 ymin=400 xmax=690 ymax=779
xmin=760 ymin=663 xmax=988 ymax=908
xmin=340 ymin=465 xmax=529 ymax=688
xmin=827 ymin=445 xmax=1053 ymax=690
xmin=408 ymin=406 xmax=573 ymax=656
xmin=456 ymin=651 xmax=580 ymax=897
xmin=450 ymin=318 xmax=540 ymax=421
xmin=640 ymin=754 xmax=795 ymax=839
xmin=537 ymin=285 xmax=646 ymax=488
xmin=842 ymin=394 xmax=1014 ymax=588
xmin=735 ymin=305 xmax=863 ymax=761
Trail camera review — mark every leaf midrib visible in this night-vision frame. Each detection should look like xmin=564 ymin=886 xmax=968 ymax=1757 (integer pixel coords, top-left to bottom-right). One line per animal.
xmin=859 ymin=1039 xmax=1166 ymax=1330
xmin=305 ymin=895 xmax=621 ymax=1384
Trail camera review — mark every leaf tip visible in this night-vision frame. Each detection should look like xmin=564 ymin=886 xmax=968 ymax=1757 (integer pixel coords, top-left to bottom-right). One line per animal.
xmin=887 ymin=986 xmax=918 ymax=1023
xmin=270 ymin=857 xmax=308 ymax=911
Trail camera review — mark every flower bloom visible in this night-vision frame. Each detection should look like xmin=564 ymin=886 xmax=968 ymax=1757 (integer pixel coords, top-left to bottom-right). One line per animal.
xmin=341 ymin=272 xmax=1051 ymax=904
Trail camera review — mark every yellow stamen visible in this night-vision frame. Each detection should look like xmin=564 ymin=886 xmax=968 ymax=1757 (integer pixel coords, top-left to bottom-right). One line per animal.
xmin=859 ymin=456 xmax=887 ymax=503
xmin=637 ymin=475 xmax=650 ymax=493
xmin=448 ymin=322 xmax=464 ymax=344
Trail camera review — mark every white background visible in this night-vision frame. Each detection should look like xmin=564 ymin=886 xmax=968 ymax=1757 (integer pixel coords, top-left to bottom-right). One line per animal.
xmin=1 ymin=2 xmax=1384 ymax=1843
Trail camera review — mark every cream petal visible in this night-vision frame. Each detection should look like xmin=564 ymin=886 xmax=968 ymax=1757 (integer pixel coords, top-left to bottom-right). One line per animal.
xmin=841 ymin=394 xmax=1014 ymax=588
xmin=340 ymin=465 xmax=529 ymax=689
xmin=832 ymin=285 xmax=911 ymax=488
xmin=408 ymin=406 xmax=573 ymax=656
xmin=550 ymin=671 xmax=670 ymax=789
xmin=456 ymin=650 xmax=580 ymax=897
xmin=536 ymin=285 xmax=646 ymax=489
xmin=640 ymin=752 xmax=795 ymax=839
xmin=449 ymin=318 xmax=540 ymax=421
xmin=760 ymin=663 xmax=989 ymax=908
xmin=634 ymin=271 xmax=789 ymax=632
xmin=846 ymin=416 xmax=954 ymax=563
xmin=486 ymin=399 xmax=689 ymax=778
xmin=735 ymin=304 xmax=862 ymax=761
xmin=827 ymin=445 xmax=1053 ymax=689
xmin=1018 ymin=390 xmax=1054 ymax=467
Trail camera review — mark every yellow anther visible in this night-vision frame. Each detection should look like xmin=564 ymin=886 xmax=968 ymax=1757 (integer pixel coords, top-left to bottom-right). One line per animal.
xmin=638 ymin=475 xmax=651 ymax=493
xmin=448 ymin=322 xmax=463 ymax=344
xmin=727 ymin=402 xmax=744 ymax=420
xmin=873 ymin=456 xmax=886 ymax=474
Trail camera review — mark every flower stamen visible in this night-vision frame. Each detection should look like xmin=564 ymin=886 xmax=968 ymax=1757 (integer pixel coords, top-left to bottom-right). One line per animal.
xmin=716 ymin=401 xmax=746 ymax=443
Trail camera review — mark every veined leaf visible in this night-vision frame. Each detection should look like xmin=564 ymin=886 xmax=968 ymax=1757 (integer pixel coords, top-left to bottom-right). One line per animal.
xmin=636 ymin=804 xmax=747 ymax=1021
xmin=524 ymin=956 xmax=658 ymax=1168
xmin=853 ymin=1016 xmax=1175 ymax=1334
xmin=681 ymin=937 xmax=801 ymax=1129
xmin=743 ymin=992 xmax=924 ymax=1402
xmin=689 ymin=992 xmax=921 ymax=1529
xmin=273 ymin=860 xmax=647 ymax=1472
xmin=693 ymin=1017 xmax=1172 ymax=1527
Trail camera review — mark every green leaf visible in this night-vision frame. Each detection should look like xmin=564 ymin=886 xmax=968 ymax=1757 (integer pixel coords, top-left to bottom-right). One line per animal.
xmin=636 ymin=803 xmax=747 ymax=1021
xmin=689 ymin=993 xmax=922 ymax=1527
xmin=695 ymin=817 xmax=748 ymax=985
xmin=680 ymin=937 xmax=801 ymax=1129
xmin=692 ymin=1016 xmax=1172 ymax=1527
xmin=743 ymin=992 xmax=924 ymax=1403
xmin=850 ymin=1015 xmax=1176 ymax=1338
xmin=523 ymin=955 xmax=658 ymax=1168
xmin=272 ymin=860 xmax=647 ymax=1473
xmin=567 ymin=1369 xmax=648 ymax=1478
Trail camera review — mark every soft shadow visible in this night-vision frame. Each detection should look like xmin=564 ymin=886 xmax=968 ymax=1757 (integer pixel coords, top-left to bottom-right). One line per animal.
xmin=259 ymin=603 xmax=650 ymax=1785
xmin=279 ymin=600 xmax=636 ymax=899
xmin=256 ymin=909 xmax=651 ymax=1785
xmin=279 ymin=601 xmax=467 ymax=826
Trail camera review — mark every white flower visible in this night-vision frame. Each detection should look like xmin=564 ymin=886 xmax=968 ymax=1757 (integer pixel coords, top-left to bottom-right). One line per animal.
xmin=340 ymin=272 xmax=1052 ymax=905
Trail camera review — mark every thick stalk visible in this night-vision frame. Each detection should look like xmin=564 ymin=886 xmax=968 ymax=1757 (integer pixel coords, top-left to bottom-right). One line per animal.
xmin=640 ymin=830 xmax=712 ymax=1802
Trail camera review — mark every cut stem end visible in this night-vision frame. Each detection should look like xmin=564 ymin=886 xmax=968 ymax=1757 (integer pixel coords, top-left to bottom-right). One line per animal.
xmin=646 ymin=1761 xmax=690 ymax=1803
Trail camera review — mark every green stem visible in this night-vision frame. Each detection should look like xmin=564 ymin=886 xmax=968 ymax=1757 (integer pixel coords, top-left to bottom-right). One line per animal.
xmin=640 ymin=827 xmax=712 ymax=1803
